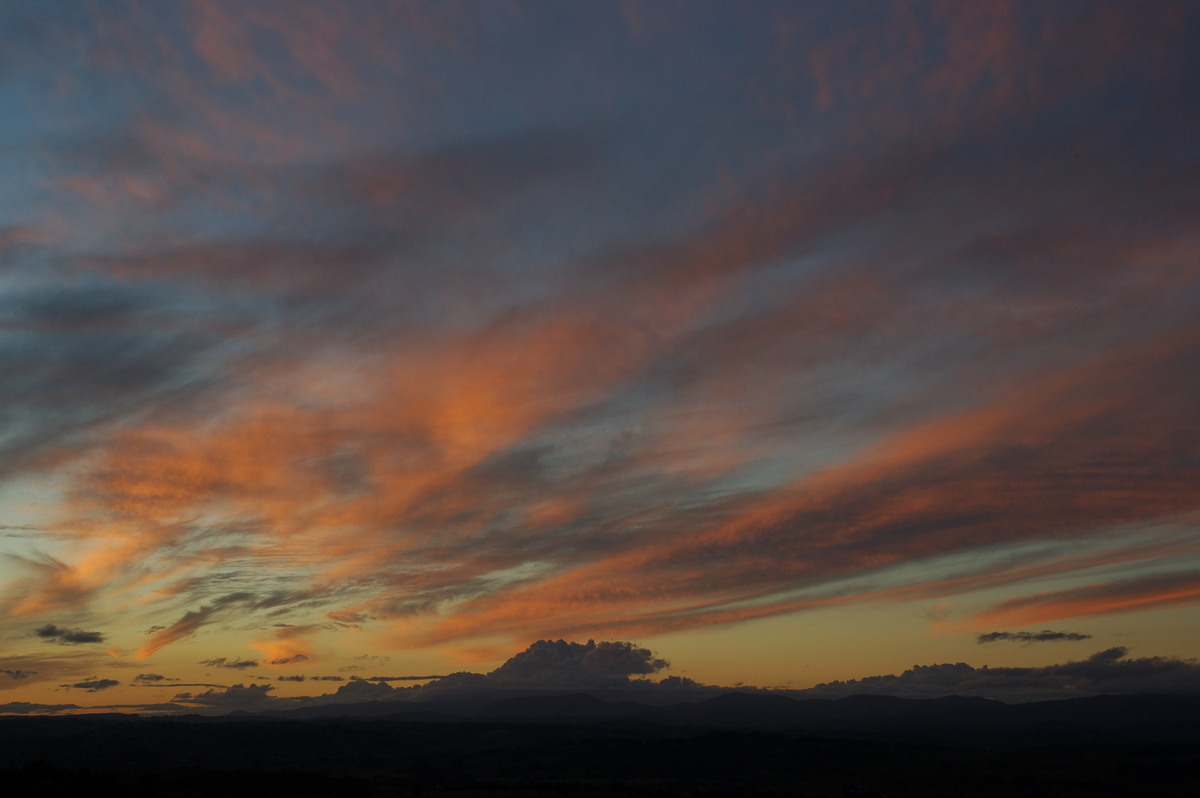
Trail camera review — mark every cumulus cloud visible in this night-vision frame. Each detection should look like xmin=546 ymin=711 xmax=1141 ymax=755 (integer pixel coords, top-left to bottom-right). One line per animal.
xmin=199 ymin=657 xmax=259 ymax=670
xmin=804 ymin=648 xmax=1200 ymax=701
xmin=485 ymin=640 xmax=669 ymax=688
xmin=35 ymin=624 xmax=105 ymax=644
xmin=977 ymin=630 xmax=1092 ymax=644
xmin=330 ymin=678 xmax=397 ymax=701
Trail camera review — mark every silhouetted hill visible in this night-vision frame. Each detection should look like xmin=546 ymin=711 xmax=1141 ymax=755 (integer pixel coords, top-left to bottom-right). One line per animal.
xmin=484 ymin=691 xmax=648 ymax=719
xmin=244 ymin=690 xmax=1200 ymax=747
xmin=260 ymin=700 xmax=464 ymax=722
xmin=5 ymin=695 xmax=1200 ymax=795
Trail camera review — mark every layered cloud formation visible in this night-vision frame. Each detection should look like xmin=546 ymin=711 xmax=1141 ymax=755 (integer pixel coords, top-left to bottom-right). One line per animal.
xmin=0 ymin=2 xmax=1199 ymax=706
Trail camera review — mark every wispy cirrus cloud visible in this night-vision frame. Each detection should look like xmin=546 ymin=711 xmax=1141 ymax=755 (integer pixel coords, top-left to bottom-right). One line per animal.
xmin=0 ymin=2 xmax=1197 ymax=699
xmin=977 ymin=571 xmax=1200 ymax=629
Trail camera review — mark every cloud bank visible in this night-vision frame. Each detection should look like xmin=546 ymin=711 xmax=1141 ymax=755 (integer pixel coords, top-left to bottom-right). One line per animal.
xmin=804 ymin=648 xmax=1200 ymax=701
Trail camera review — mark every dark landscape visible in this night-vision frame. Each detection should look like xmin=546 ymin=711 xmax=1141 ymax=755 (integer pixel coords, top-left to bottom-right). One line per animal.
xmin=5 ymin=692 xmax=1200 ymax=796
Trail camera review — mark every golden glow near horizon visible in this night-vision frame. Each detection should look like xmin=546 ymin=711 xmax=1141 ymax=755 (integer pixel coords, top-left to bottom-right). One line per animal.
xmin=3 ymin=1 xmax=1200 ymax=713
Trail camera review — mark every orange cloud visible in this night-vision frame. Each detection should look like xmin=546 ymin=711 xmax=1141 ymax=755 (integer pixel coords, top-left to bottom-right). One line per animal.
xmin=137 ymin=593 xmax=253 ymax=658
xmin=251 ymin=626 xmax=316 ymax=668
xmin=374 ymin=320 xmax=1200 ymax=648
xmin=975 ymin=572 xmax=1200 ymax=628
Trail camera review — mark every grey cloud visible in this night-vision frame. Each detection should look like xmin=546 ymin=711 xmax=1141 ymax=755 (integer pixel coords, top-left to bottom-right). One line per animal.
xmin=268 ymin=653 xmax=309 ymax=665
xmin=311 ymin=675 xmax=344 ymax=681
xmin=277 ymin=675 xmax=305 ymax=682
xmin=977 ymin=630 xmax=1092 ymax=644
xmin=67 ymin=678 xmax=119 ymax=692
xmin=35 ymin=624 xmax=106 ymax=644
xmin=330 ymin=678 xmax=396 ymax=701
xmin=0 ymin=283 xmax=154 ymax=333
xmin=2 ymin=669 xmax=35 ymax=679
xmin=199 ymin=657 xmax=259 ymax=670
xmin=134 ymin=673 xmax=169 ymax=682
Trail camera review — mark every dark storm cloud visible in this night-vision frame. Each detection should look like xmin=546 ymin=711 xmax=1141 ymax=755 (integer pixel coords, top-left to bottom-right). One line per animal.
xmin=66 ymin=678 xmax=119 ymax=692
xmin=978 ymin=630 xmax=1092 ymax=644
xmin=35 ymin=624 xmax=105 ymax=644
xmin=804 ymin=648 xmax=1200 ymax=701
xmin=199 ymin=657 xmax=259 ymax=670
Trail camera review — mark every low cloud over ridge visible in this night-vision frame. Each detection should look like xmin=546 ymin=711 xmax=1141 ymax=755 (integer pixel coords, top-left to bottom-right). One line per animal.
xmin=805 ymin=647 xmax=1200 ymax=701
xmin=485 ymin=640 xmax=669 ymax=688
xmin=174 ymin=683 xmax=275 ymax=709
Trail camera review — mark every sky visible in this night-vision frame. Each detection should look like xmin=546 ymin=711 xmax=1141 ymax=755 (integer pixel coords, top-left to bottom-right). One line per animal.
xmin=2 ymin=1 xmax=1200 ymax=714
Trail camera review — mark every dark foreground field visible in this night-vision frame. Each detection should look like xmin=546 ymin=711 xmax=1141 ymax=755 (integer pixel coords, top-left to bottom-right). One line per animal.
xmin=4 ymin=693 xmax=1200 ymax=796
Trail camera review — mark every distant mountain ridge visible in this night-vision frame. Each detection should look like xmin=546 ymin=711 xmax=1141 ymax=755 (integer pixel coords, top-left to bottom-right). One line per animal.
xmin=248 ymin=690 xmax=1200 ymax=748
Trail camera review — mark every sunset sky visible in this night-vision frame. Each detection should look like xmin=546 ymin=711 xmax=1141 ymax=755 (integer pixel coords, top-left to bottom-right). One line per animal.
xmin=3 ymin=1 xmax=1200 ymax=713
